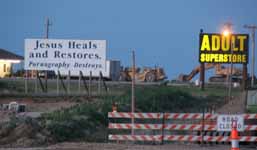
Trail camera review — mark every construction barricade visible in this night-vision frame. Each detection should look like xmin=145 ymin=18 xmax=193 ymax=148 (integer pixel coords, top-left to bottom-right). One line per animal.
xmin=108 ymin=112 xmax=257 ymax=143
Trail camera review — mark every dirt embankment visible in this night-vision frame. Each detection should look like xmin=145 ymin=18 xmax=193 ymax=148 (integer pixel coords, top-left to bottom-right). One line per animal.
xmin=0 ymin=97 xmax=80 ymax=148
xmin=0 ymin=117 xmax=54 ymax=148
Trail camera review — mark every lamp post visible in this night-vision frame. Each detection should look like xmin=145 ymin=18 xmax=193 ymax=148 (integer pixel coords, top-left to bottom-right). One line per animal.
xmin=244 ymin=25 xmax=256 ymax=87
xmin=222 ymin=22 xmax=233 ymax=101
xmin=131 ymin=50 xmax=135 ymax=136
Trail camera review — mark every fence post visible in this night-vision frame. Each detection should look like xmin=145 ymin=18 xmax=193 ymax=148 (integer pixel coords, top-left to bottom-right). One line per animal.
xmin=201 ymin=108 xmax=205 ymax=145
xmin=161 ymin=112 xmax=165 ymax=145
xmin=68 ymin=70 xmax=70 ymax=94
xmin=57 ymin=70 xmax=59 ymax=95
xmin=98 ymin=72 xmax=101 ymax=95
xmin=89 ymin=71 xmax=92 ymax=97
xmin=78 ymin=71 xmax=81 ymax=94
xmin=25 ymin=70 xmax=28 ymax=94
xmin=35 ymin=71 xmax=38 ymax=93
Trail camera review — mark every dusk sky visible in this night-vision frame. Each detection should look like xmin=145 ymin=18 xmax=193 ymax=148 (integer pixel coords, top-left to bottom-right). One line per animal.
xmin=1 ymin=0 xmax=257 ymax=80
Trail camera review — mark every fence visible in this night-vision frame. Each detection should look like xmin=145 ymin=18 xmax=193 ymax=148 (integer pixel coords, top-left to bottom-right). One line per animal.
xmin=108 ymin=112 xmax=257 ymax=143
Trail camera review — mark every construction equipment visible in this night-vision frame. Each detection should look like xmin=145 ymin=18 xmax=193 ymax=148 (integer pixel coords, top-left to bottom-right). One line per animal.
xmin=1 ymin=102 xmax=26 ymax=113
xmin=178 ymin=63 xmax=243 ymax=83
xmin=119 ymin=67 xmax=166 ymax=82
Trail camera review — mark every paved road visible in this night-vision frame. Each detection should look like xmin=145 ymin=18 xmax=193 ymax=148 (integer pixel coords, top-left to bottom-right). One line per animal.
xmin=0 ymin=143 xmax=256 ymax=150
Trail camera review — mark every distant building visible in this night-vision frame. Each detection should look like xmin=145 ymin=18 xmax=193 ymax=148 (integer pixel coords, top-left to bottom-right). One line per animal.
xmin=0 ymin=48 xmax=23 ymax=78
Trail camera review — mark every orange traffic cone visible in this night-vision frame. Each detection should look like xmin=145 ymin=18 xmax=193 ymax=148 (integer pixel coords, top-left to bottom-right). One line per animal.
xmin=230 ymin=121 xmax=239 ymax=150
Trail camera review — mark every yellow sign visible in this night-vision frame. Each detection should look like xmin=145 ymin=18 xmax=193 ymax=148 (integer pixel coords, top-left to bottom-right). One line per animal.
xmin=199 ymin=33 xmax=249 ymax=64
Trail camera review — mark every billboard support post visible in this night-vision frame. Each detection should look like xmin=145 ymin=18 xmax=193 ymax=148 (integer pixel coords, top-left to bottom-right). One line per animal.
xmin=68 ymin=70 xmax=71 ymax=94
xmin=25 ymin=70 xmax=28 ymax=94
xmin=57 ymin=70 xmax=59 ymax=95
xmin=131 ymin=50 xmax=136 ymax=136
xmin=58 ymin=70 xmax=67 ymax=94
xmin=199 ymin=29 xmax=205 ymax=90
xmin=78 ymin=71 xmax=81 ymax=94
xmin=36 ymin=71 xmax=45 ymax=92
xmin=98 ymin=72 xmax=101 ymax=95
xmin=242 ymin=64 xmax=248 ymax=90
xmin=89 ymin=71 xmax=92 ymax=97
xmin=44 ymin=18 xmax=51 ymax=94
xmin=35 ymin=71 xmax=38 ymax=93
xmin=100 ymin=71 xmax=108 ymax=92
xmin=80 ymin=71 xmax=89 ymax=96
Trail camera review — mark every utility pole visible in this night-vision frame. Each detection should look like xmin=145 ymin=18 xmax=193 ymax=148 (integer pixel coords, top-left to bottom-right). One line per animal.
xmin=45 ymin=17 xmax=52 ymax=93
xmin=199 ymin=29 xmax=205 ymax=90
xmin=131 ymin=50 xmax=136 ymax=136
xmin=223 ymin=22 xmax=233 ymax=101
xmin=244 ymin=25 xmax=256 ymax=87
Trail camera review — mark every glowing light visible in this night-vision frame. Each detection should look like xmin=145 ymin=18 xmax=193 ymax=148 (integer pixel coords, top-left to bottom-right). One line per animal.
xmin=223 ymin=30 xmax=230 ymax=36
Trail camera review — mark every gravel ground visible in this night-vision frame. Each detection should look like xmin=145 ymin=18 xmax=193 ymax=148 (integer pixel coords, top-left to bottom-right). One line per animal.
xmin=0 ymin=143 xmax=256 ymax=150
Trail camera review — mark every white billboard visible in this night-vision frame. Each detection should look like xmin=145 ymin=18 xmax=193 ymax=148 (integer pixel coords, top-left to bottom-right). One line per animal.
xmin=25 ymin=39 xmax=106 ymax=76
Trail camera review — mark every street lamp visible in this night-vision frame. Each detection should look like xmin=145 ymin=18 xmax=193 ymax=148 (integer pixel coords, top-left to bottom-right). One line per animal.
xmin=223 ymin=30 xmax=230 ymax=37
xmin=244 ymin=25 xmax=256 ymax=87
xmin=222 ymin=23 xmax=233 ymax=101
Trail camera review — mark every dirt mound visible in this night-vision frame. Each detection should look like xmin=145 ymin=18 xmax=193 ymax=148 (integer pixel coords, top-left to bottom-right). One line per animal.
xmin=216 ymin=94 xmax=246 ymax=114
xmin=0 ymin=116 xmax=54 ymax=148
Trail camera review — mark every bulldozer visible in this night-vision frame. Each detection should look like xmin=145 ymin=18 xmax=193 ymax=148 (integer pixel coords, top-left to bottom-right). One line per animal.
xmin=178 ymin=63 xmax=243 ymax=83
xmin=119 ymin=67 xmax=166 ymax=82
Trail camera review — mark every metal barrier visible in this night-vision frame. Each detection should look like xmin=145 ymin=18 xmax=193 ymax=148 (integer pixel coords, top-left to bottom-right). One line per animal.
xmin=108 ymin=112 xmax=257 ymax=143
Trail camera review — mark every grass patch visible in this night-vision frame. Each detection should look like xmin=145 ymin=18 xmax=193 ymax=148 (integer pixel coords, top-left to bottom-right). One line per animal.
xmin=42 ymin=85 xmax=226 ymax=142
xmin=247 ymin=105 xmax=257 ymax=113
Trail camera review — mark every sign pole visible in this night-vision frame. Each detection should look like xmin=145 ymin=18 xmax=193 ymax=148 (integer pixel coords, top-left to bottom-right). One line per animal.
xmin=57 ymin=70 xmax=59 ymax=95
xmin=199 ymin=29 xmax=205 ymax=90
xmin=68 ymin=70 xmax=70 ymax=94
xmin=78 ymin=71 xmax=81 ymax=94
xmin=25 ymin=70 xmax=28 ymax=94
xmin=35 ymin=71 xmax=38 ymax=93
xmin=228 ymin=42 xmax=234 ymax=101
xmin=98 ymin=72 xmax=101 ymax=95
xmin=244 ymin=25 xmax=256 ymax=87
xmin=89 ymin=71 xmax=92 ymax=97
xmin=131 ymin=50 xmax=136 ymax=136
xmin=242 ymin=64 xmax=248 ymax=90
xmin=44 ymin=17 xmax=51 ymax=93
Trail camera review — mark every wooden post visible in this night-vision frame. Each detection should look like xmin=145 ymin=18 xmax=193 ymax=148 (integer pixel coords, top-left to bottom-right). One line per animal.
xmin=57 ymin=70 xmax=59 ymax=95
xmin=201 ymin=108 xmax=205 ymax=145
xmin=131 ymin=50 xmax=136 ymax=136
xmin=58 ymin=71 xmax=67 ymax=94
xmin=89 ymin=71 xmax=92 ymax=97
xmin=35 ymin=71 xmax=38 ymax=93
xmin=25 ymin=70 xmax=28 ymax=94
xmin=36 ymin=71 xmax=45 ymax=92
xmin=199 ymin=29 xmax=205 ymax=90
xmin=161 ymin=112 xmax=165 ymax=145
xmin=78 ymin=71 xmax=81 ymax=94
xmin=100 ymin=71 xmax=108 ymax=92
xmin=242 ymin=64 xmax=248 ymax=90
xmin=68 ymin=70 xmax=71 ymax=94
xmin=80 ymin=71 xmax=89 ymax=96
xmin=44 ymin=18 xmax=51 ymax=93
xmin=44 ymin=72 xmax=48 ymax=93
xmin=98 ymin=72 xmax=101 ymax=95
xmin=200 ymin=63 xmax=205 ymax=90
